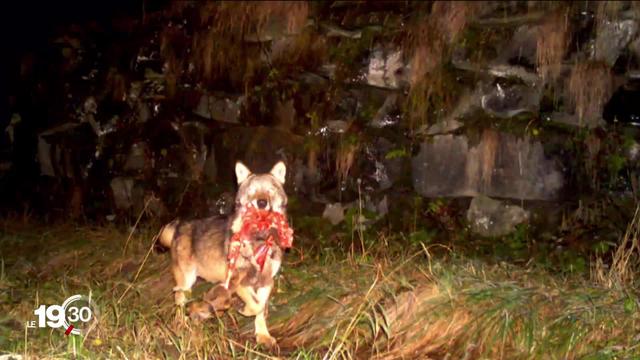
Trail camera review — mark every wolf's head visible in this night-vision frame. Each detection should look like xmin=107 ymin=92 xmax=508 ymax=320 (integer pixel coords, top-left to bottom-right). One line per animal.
xmin=235 ymin=161 xmax=287 ymax=214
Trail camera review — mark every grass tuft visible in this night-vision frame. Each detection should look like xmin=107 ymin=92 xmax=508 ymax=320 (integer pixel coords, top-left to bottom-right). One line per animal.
xmin=567 ymin=61 xmax=613 ymax=125
xmin=404 ymin=2 xmax=478 ymax=131
xmin=536 ymin=8 xmax=570 ymax=83
xmin=592 ymin=204 xmax=640 ymax=288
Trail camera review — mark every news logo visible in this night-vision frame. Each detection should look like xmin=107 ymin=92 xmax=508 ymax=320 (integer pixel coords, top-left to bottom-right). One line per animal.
xmin=27 ymin=295 xmax=99 ymax=335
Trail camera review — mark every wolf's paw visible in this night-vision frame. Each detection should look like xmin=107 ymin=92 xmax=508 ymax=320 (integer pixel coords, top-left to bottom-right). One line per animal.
xmin=174 ymin=291 xmax=187 ymax=306
xmin=256 ymin=333 xmax=277 ymax=348
xmin=174 ymin=289 xmax=192 ymax=306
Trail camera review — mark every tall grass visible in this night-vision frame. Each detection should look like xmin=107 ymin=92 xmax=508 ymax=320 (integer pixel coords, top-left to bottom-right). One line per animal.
xmin=404 ymin=2 xmax=478 ymax=131
xmin=567 ymin=61 xmax=613 ymax=125
xmin=161 ymin=1 xmax=311 ymax=89
xmin=592 ymin=204 xmax=640 ymax=288
xmin=536 ymin=8 xmax=570 ymax=83
xmin=1 ymin=219 xmax=639 ymax=359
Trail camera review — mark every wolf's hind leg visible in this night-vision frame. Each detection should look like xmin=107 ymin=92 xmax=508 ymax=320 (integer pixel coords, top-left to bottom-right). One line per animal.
xmin=171 ymin=232 xmax=198 ymax=306
xmin=172 ymin=263 xmax=197 ymax=306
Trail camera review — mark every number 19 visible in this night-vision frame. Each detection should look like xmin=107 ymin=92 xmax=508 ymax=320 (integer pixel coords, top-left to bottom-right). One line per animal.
xmin=33 ymin=305 xmax=65 ymax=328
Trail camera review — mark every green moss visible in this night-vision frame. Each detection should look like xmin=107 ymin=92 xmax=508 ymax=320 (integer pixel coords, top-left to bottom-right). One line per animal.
xmin=405 ymin=64 xmax=463 ymax=131
xmin=385 ymin=148 xmax=408 ymax=160
xmin=328 ymin=27 xmax=378 ymax=82
xmin=457 ymin=25 xmax=512 ymax=66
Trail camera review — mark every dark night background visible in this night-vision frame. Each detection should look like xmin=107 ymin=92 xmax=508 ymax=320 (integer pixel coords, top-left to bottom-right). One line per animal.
xmin=1 ymin=1 xmax=153 ymax=205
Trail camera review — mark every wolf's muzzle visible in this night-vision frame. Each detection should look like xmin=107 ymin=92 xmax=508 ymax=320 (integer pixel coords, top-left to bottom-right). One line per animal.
xmin=257 ymin=199 xmax=268 ymax=209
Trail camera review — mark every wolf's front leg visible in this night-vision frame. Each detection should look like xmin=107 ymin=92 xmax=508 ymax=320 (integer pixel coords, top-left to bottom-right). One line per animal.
xmin=235 ymin=285 xmax=261 ymax=316
xmin=254 ymin=308 xmax=276 ymax=347
xmin=236 ymin=284 xmax=276 ymax=347
xmin=253 ymin=285 xmax=276 ymax=347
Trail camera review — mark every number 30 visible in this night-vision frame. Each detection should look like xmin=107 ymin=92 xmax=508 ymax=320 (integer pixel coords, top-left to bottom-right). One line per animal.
xmin=68 ymin=306 xmax=92 ymax=322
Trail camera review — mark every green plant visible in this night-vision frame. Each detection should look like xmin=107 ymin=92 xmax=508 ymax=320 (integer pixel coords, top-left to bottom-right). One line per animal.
xmin=343 ymin=206 xmax=376 ymax=237
xmin=559 ymin=251 xmax=587 ymax=274
xmin=506 ymin=223 xmax=529 ymax=251
xmin=385 ymin=148 xmax=409 ymax=160
xmin=607 ymin=153 xmax=626 ymax=179
xmin=408 ymin=229 xmax=436 ymax=247
xmin=427 ymin=198 xmax=446 ymax=215
xmin=592 ymin=240 xmax=615 ymax=255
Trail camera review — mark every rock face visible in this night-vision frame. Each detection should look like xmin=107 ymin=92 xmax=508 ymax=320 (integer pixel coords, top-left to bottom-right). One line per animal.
xmin=37 ymin=123 xmax=94 ymax=179
xmin=365 ymin=45 xmax=406 ymax=89
xmin=193 ymin=94 xmax=243 ymax=124
xmin=110 ymin=177 xmax=135 ymax=210
xmin=480 ymin=83 xmax=540 ymax=119
xmin=123 ymin=142 xmax=149 ymax=173
xmin=412 ymin=132 xmax=564 ymax=200
xmin=10 ymin=1 xmax=640 ymax=222
xmin=223 ymin=126 xmax=304 ymax=180
xmin=495 ymin=25 xmax=538 ymax=66
xmin=594 ymin=19 xmax=638 ymax=67
xmin=322 ymin=203 xmax=345 ymax=225
xmin=467 ymin=195 xmax=529 ymax=237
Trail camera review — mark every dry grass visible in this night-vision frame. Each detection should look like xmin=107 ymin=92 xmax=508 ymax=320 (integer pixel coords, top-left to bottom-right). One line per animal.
xmin=160 ymin=1 xmax=310 ymax=89
xmin=567 ymin=61 xmax=613 ymax=125
xmin=584 ymin=132 xmax=603 ymax=190
xmin=479 ymin=129 xmax=499 ymax=192
xmin=407 ymin=1 xmax=477 ymax=86
xmin=592 ymin=204 xmax=640 ymax=288
xmin=405 ymin=67 xmax=459 ymax=132
xmin=405 ymin=2 xmax=478 ymax=130
xmin=596 ymin=1 xmax=628 ymax=24
xmin=307 ymin=147 xmax=319 ymax=179
xmin=103 ymin=68 xmax=128 ymax=102
xmin=431 ymin=1 xmax=477 ymax=45
xmin=159 ymin=24 xmax=185 ymax=98
xmin=335 ymin=138 xmax=359 ymax=188
xmin=1 ymin=219 xmax=639 ymax=359
xmin=408 ymin=27 xmax=444 ymax=87
xmin=209 ymin=1 xmax=308 ymax=38
xmin=271 ymin=31 xmax=327 ymax=71
xmin=536 ymin=8 xmax=570 ymax=83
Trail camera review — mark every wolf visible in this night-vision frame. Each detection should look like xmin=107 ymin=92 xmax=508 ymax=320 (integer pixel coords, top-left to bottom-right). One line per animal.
xmin=158 ymin=161 xmax=288 ymax=347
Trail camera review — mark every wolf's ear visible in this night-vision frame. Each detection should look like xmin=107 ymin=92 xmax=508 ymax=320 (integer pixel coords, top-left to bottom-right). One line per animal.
xmin=270 ymin=161 xmax=286 ymax=184
xmin=235 ymin=162 xmax=252 ymax=184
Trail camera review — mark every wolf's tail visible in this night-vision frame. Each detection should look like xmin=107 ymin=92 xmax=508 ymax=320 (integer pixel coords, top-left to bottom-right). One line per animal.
xmin=158 ymin=220 xmax=178 ymax=248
